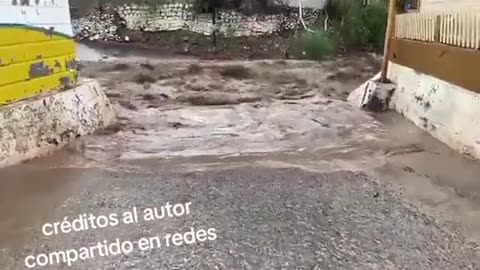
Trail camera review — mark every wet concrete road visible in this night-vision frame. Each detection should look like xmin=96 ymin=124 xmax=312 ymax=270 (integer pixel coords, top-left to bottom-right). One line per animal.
xmin=1 ymin=166 xmax=479 ymax=269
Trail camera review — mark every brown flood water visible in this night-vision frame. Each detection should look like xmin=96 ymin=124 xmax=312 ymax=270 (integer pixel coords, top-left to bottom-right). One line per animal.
xmin=2 ymin=111 xmax=480 ymax=249
xmin=1 ymin=51 xmax=480 ymax=251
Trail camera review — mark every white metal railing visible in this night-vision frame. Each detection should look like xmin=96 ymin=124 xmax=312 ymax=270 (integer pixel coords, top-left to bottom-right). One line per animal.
xmin=395 ymin=11 xmax=480 ymax=49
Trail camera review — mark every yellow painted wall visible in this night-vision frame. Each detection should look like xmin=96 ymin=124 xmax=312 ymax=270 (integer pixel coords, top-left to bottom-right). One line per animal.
xmin=0 ymin=25 xmax=77 ymax=105
xmin=0 ymin=0 xmax=77 ymax=105
xmin=420 ymin=0 xmax=480 ymax=12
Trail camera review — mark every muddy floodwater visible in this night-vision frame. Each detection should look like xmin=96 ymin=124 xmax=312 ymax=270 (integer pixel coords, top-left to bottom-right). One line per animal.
xmin=79 ymin=48 xmax=381 ymax=161
xmin=1 ymin=45 xmax=480 ymax=269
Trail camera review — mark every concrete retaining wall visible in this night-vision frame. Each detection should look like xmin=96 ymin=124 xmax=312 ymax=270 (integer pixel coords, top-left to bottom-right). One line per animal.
xmin=387 ymin=62 xmax=480 ymax=159
xmin=348 ymin=62 xmax=480 ymax=159
xmin=0 ymin=79 xmax=116 ymax=168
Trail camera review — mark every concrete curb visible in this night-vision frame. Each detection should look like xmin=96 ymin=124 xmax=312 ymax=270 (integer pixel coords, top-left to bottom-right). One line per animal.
xmin=0 ymin=79 xmax=116 ymax=168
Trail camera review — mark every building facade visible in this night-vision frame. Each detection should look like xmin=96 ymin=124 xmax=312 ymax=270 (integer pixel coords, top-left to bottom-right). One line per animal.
xmin=387 ymin=0 xmax=480 ymax=159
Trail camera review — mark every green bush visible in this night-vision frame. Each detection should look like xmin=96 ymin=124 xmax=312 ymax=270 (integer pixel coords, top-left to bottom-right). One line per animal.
xmin=325 ymin=0 xmax=387 ymax=53
xmin=325 ymin=0 xmax=363 ymax=49
xmin=363 ymin=5 xmax=388 ymax=52
xmin=295 ymin=30 xmax=336 ymax=60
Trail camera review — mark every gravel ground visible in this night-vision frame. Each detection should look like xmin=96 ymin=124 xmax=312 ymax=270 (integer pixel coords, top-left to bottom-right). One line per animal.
xmin=1 ymin=167 xmax=478 ymax=269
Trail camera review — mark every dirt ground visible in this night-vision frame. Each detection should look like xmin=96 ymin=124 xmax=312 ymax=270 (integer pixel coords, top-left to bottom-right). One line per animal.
xmin=116 ymin=30 xmax=299 ymax=60
xmin=78 ymin=28 xmax=338 ymax=61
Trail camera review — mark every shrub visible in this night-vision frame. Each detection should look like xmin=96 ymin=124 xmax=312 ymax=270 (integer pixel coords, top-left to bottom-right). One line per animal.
xmin=325 ymin=0 xmax=387 ymax=53
xmin=325 ymin=0 xmax=364 ymax=49
xmin=362 ymin=4 xmax=388 ymax=52
xmin=295 ymin=30 xmax=336 ymax=60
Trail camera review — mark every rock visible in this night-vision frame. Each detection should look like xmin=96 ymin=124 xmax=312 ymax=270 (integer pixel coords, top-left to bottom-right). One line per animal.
xmin=364 ymin=82 xmax=396 ymax=112
xmin=347 ymin=72 xmax=396 ymax=112
xmin=348 ymin=73 xmax=380 ymax=108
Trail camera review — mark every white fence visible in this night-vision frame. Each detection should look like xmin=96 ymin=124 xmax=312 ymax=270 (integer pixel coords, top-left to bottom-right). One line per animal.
xmin=396 ymin=12 xmax=436 ymax=42
xmin=395 ymin=10 xmax=480 ymax=49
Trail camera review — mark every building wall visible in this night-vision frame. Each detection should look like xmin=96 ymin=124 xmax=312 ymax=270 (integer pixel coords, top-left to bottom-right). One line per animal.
xmin=0 ymin=0 xmax=77 ymax=105
xmin=388 ymin=61 xmax=480 ymax=159
xmin=420 ymin=0 xmax=480 ymax=12
xmin=385 ymin=36 xmax=480 ymax=159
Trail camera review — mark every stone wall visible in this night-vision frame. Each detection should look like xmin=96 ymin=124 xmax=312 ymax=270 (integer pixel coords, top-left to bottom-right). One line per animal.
xmin=73 ymin=7 xmax=121 ymax=41
xmin=73 ymin=3 xmax=320 ymax=41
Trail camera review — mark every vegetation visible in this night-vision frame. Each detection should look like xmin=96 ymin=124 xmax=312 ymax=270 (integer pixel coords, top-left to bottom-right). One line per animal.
xmin=292 ymin=0 xmax=388 ymax=59
xmin=190 ymin=0 xmax=388 ymax=58
xmin=362 ymin=4 xmax=388 ymax=52
xmin=324 ymin=0 xmax=387 ymax=52
xmin=293 ymin=30 xmax=336 ymax=60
